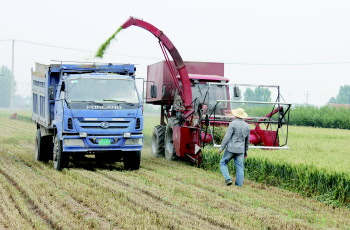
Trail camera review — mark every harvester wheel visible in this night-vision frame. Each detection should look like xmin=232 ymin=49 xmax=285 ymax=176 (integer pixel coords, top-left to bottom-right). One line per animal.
xmin=35 ymin=129 xmax=52 ymax=162
xmin=53 ymin=136 xmax=69 ymax=171
xmin=151 ymin=125 xmax=166 ymax=157
xmin=123 ymin=151 xmax=141 ymax=170
xmin=164 ymin=117 xmax=179 ymax=161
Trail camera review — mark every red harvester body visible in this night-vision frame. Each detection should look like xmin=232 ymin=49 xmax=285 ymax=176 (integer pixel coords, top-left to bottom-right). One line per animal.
xmin=119 ymin=17 xmax=291 ymax=164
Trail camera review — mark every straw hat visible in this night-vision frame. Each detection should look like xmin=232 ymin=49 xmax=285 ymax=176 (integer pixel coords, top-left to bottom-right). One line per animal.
xmin=232 ymin=108 xmax=248 ymax=118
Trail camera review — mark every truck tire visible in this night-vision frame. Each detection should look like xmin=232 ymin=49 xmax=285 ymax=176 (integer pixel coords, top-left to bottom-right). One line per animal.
xmin=123 ymin=151 xmax=141 ymax=170
xmin=151 ymin=125 xmax=165 ymax=157
xmin=35 ymin=129 xmax=51 ymax=162
xmin=53 ymin=136 xmax=69 ymax=171
xmin=164 ymin=117 xmax=179 ymax=161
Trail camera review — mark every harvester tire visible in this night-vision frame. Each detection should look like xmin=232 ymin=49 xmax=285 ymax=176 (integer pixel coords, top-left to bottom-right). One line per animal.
xmin=151 ymin=125 xmax=166 ymax=157
xmin=164 ymin=117 xmax=179 ymax=161
xmin=53 ymin=136 xmax=69 ymax=171
xmin=35 ymin=129 xmax=51 ymax=162
xmin=123 ymin=151 xmax=141 ymax=170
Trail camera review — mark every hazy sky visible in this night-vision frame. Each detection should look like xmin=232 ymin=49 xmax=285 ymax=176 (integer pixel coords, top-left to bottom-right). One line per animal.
xmin=1 ymin=0 xmax=350 ymax=106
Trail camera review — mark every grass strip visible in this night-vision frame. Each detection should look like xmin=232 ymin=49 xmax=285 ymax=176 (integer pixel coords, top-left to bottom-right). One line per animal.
xmin=201 ymin=148 xmax=350 ymax=209
xmin=16 ymin=114 xmax=32 ymax=123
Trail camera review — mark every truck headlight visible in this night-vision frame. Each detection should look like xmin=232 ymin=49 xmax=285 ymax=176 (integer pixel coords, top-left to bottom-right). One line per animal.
xmin=64 ymin=139 xmax=85 ymax=146
xmin=79 ymin=132 xmax=87 ymax=137
xmin=125 ymin=138 xmax=142 ymax=145
xmin=123 ymin=132 xmax=131 ymax=138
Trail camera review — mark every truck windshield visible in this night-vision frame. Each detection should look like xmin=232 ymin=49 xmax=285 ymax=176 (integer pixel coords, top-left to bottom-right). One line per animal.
xmin=66 ymin=77 xmax=140 ymax=104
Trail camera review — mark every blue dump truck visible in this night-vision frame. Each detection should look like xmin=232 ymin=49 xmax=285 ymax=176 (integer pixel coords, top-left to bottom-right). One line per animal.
xmin=31 ymin=62 xmax=143 ymax=170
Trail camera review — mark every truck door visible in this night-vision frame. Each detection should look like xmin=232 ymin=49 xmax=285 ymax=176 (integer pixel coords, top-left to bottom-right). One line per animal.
xmin=54 ymin=81 xmax=65 ymax=128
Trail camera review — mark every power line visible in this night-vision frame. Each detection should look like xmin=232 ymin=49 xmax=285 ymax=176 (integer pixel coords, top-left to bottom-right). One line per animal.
xmin=18 ymin=39 xmax=162 ymax=60
xmin=2 ymin=39 xmax=350 ymax=65
xmin=0 ymin=39 xmax=161 ymax=60
xmin=17 ymin=39 xmax=95 ymax=53
xmin=225 ymin=61 xmax=350 ymax=66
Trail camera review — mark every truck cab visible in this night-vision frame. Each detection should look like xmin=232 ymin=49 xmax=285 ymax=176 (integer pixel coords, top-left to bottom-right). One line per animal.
xmin=32 ymin=63 xmax=143 ymax=170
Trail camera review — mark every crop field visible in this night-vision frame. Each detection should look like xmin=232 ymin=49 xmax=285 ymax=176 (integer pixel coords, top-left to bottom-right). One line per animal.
xmin=201 ymin=125 xmax=350 ymax=207
xmin=0 ymin=111 xmax=350 ymax=229
xmin=246 ymin=126 xmax=350 ymax=175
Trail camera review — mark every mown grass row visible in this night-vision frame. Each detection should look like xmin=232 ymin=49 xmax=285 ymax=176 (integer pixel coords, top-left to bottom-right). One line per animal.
xmin=1 ymin=112 xmax=350 ymax=228
xmin=201 ymin=146 xmax=350 ymax=208
xmin=145 ymin=114 xmax=350 ymax=208
xmin=5 ymin=111 xmax=350 ymax=208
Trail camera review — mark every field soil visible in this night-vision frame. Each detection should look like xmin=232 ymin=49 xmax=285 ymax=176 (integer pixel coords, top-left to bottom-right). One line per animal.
xmin=0 ymin=114 xmax=350 ymax=229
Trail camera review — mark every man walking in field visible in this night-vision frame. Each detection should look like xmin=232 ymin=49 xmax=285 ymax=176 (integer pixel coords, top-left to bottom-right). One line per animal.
xmin=218 ymin=108 xmax=250 ymax=186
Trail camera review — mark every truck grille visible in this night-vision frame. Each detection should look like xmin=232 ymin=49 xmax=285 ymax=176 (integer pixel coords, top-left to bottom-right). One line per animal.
xmin=78 ymin=120 xmax=131 ymax=130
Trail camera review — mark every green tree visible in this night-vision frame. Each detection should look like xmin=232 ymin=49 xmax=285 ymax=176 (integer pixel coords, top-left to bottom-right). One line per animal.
xmin=243 ymin=88 xmax=255 ymax=101
xmin=244 ymin=87 xmax=271 ymax=102
xmin=0 ymin=66 xmax=15 ymax=107
xmin=329 ymin=85 xmax=350 ymax=104
xmin=255 ymin=87 xmax=271 ymax=102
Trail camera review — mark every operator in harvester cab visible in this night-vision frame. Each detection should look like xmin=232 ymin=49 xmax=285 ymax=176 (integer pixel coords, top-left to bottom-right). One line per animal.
xmin=218 ymin=108 xmax=250 ymax=186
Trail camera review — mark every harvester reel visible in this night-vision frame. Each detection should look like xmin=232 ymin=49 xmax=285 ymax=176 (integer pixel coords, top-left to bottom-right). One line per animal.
xmin=164 ymin=117 xmax=180 ymax=160
xmin=151 ymin=125 xmax=166 ymax=157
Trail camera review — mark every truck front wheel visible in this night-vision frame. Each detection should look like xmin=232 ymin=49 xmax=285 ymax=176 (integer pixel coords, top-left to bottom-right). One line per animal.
xmin=35 ymin=129 xmax=51 ymax=162
xmin=53 ymin=136 xmax=69 ymax=171
xmin=123 ymin=151 xmax=141 ymax=170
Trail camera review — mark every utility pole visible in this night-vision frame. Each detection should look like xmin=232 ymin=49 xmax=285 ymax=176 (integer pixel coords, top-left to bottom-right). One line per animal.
xmin=305 ymin=91 xmax=310 ymax=104
xmin=10 ymin=39 xmax=15 ymax=108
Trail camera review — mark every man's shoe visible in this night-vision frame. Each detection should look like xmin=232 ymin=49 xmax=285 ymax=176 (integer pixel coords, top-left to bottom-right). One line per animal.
xmin=226 ymin=180 xmax=233 ymax=186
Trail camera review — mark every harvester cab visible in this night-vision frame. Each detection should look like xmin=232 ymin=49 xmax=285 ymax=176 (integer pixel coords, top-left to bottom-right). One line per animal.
xmin=192 ymin=81 xmax=232 ymax=118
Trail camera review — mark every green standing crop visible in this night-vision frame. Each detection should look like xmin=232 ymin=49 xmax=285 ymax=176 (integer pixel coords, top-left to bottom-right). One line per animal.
xmin=201 ymin=135 xmax=350 ymax=208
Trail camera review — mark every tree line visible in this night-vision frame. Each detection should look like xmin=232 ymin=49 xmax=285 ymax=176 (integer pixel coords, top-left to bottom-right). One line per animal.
xmin=240 ymin=85 xmax=350 ymax=129
xmin=0 ymin=66 xmax=15 ymax=107
xmin=289 ymin=105 xmax=350 ymax=129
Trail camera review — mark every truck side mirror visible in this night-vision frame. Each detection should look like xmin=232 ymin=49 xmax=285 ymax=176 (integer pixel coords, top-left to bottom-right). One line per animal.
xmin=60 ymin=91 xmax=65 ymax=100
xmin=61 ymin=82 xmax=65 ymax=91
xmin=234 ymin=86 xmax=240 ymax=98
xmin=150 ymin=85 xmax=157 ymax=98
xmin=162 ymin=85 xmax=169 ymax=98
xmin=48 ymin=86 xmax=55 ymax=100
